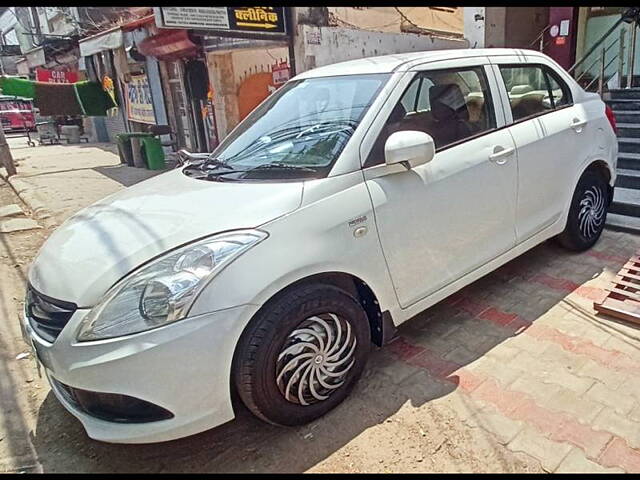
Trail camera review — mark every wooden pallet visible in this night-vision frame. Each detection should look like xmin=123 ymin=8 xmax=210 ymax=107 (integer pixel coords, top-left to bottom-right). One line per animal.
xmin=594 ymin=252 xmax=640 ymax=325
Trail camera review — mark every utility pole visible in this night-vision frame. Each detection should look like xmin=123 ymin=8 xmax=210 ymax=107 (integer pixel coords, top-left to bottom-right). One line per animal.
xmin=0 ymin=126 xmax=17 ymax=177
xmin=286 ymin=7 xmax=297 ymax=77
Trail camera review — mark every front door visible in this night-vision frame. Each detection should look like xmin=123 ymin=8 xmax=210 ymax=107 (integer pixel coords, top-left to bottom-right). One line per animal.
xmin=364 ymin=63 xmax=518 ymax=308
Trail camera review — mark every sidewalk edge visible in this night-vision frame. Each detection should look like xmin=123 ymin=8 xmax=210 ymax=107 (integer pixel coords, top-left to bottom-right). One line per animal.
xmin=0 ymin=174 xmax=52 ymax=221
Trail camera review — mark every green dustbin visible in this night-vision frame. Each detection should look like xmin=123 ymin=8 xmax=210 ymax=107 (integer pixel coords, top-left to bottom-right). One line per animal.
xmin=115 ymin=134 xmax=134 ymax=166
xmin=115 ymin=133 xmax=153 ymax=167
xmin=140 ymin=136 xmax=166 ymax=170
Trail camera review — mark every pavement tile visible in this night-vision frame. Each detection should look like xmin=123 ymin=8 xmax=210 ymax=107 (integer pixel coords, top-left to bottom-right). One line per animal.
xmin=593 ymin=408 xmax=640 ymax=449
xmin=507 ymin=427 xmax=572 ymax=472
xmin=0 ymin=218 xmax=40 ymax=233
xmin=599 ymin=437 xmax=640 ymax=473
xmin=556 ymin=447 xmax=624 ymax=473
xmin=586 ymin=381 xmax=636 ymax=416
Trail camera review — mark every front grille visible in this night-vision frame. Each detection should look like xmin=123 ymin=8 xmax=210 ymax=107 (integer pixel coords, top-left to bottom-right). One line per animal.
xmin=25 ymin=285 xmax=77 ymax=342
xmin=51 ymin=378 xmax=174 ymax=423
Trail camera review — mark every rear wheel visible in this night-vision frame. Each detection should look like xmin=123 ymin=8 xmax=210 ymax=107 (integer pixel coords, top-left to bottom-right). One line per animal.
xmin=233 ymin=283 xmax=371 ymax=426
xmin=557 ymin=170 xmax=608 ymax=251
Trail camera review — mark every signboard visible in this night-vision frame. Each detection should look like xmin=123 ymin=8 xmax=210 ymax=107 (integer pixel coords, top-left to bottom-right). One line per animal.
xmin=126 ymin=74 xmax=156 ymax=124
xmin=156 ymin=7 xmax=286 ymax=34
xmin=35 ymin=68 xmax=79 ymax=84
xmin=305 ymin=30 xmax=322 ymax=45
xmin=272 ymin=61 xmax=290 ymax=85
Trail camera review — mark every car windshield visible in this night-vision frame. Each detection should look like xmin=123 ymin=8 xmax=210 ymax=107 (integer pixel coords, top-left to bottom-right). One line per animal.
xmin=184 ymin=73 xmax=390 ymax=181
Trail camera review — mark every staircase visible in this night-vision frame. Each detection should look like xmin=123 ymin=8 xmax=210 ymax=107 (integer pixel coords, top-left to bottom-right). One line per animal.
xmin=605 ymin=88 xmax=640 ymax=233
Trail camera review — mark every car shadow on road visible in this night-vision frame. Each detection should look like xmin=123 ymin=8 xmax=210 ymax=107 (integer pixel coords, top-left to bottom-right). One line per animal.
xmin=27 ymin=236 xmax=639 ymax=473
xmin=92 ymin=165 xmax=164 ymax=188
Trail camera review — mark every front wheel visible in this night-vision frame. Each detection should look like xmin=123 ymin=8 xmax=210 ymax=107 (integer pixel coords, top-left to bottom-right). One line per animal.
xmin=233 ymin=283 xmax=371 ymax=426
xmin=557 ymin=170 xmax=609 ymax=251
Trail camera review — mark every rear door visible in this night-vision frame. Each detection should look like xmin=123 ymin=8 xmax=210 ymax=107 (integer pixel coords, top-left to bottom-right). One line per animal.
xmin=490 ymin=55 xmax=592 ymax=242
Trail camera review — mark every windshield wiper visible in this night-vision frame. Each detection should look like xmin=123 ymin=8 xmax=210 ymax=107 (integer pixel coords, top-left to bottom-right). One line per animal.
xmin=206 ymin=168 xmax=247 ymax=178
xmin=246 ymin=163 xmax=319 ymax=173
xmin=201 ymin=156 xmax=233 ymax=170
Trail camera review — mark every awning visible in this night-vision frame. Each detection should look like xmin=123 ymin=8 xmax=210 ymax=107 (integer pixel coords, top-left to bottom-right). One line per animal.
xmin=24 ymin=47 xmax=46 ymax=68
xmin=137 ymin=29 xmax=198 ymax=61
xmin=79 ymin=27 xmax=124 ymax=57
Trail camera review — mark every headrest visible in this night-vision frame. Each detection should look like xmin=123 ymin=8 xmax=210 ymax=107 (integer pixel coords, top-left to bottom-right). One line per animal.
xmin=510 ymin=84 xmax=534 ymax=95
xmin=429 ymin=83 xmax=469 ymax=121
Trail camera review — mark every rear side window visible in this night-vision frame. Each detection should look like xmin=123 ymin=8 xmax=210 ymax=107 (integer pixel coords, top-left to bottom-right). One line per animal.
xmin=364 ymin=66 xmax=496 ymax=167
xmin=498 ymin=64 xmax=572 ymax=123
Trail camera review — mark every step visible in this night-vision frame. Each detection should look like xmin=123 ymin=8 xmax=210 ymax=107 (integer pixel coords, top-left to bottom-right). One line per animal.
xmin=613 ymin=111 xmax=640 ymax=123
xmin=615 ymin=168 xmax=640 ymax=188
xmin=617 ymin=152 xmax=640 ymax=170
xmin=605 ymin=212 xmax=640 ymax=234
xmin=609 ymin=186 xmax=640 ymax=217
xmin=618 ymin=137 xmax=640 ymax=154
xmin=607 ymin=100 xmax=640 ymax=111
xmin=617 ymin=124 xmax=640 ymax=137
xmin=607 ymin=89 xmax=640 ymax=100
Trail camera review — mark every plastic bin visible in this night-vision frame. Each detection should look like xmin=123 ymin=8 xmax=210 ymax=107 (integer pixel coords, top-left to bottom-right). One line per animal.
xmin=60 ymin=125 xmax=81 ymax=143
xmin=115 ymin=133 xmax=152 ymax=167
xmin=141 ymin=136 xmax=166 ymax=170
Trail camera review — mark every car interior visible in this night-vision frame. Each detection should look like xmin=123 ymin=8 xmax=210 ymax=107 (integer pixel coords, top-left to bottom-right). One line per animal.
xmin=365 ymin=65 xmax=569 ymax=167
xmin=384 ymin=81 xmax=489 ymax=149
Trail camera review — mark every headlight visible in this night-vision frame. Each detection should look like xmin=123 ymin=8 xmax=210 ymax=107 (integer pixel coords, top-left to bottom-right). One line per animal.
xmin=76 ymin=229 xmax=267 ymax=341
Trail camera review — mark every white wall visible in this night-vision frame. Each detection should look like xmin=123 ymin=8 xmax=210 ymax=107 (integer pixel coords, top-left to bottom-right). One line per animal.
xmin=231 ymin=46 xmax=289 ymax=85
xmin=294 ymin=25 xmax=468 ymax=73
xmin=0 ymin=9 xmax=17 ymax=34
xmin=463 ymin=7 xmax=485 ymax=49
xmin=0 ymin=9 xmax=21 ymax=74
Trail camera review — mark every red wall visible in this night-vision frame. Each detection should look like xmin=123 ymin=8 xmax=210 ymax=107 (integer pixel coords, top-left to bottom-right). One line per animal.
xmin=544 ymin=7 xmax=579 ymax=70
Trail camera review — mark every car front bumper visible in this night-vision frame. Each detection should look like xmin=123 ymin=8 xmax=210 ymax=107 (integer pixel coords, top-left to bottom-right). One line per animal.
xmin=22 ymin=303 xmax=259 ymax=444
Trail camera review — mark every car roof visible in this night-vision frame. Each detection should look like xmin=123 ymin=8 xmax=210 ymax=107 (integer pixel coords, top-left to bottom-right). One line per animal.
xmin=293 ymin=48 xmax=549 ymax=80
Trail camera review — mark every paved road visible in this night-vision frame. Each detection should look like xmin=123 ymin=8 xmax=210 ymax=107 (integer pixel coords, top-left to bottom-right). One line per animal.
xmin=1 ymin=139 xmax=639 ymax=472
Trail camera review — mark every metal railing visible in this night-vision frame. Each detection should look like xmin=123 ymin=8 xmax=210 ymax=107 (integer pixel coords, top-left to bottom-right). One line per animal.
xmin=565 ymin=8 xmax=640 ymax=95
xmin=529 ymin=8 xmax=640 ymax=95
xmin=528 ymin=24 xmax=553 ymax=52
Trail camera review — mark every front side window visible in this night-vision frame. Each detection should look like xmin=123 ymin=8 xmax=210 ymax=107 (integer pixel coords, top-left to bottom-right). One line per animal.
xmin=190 ymin=73 xmax=390 ymax=181
xmin=498 ymin=64 xmax=572 ymax=123
xmin=365 ymin=66 xmax=496 ymax=167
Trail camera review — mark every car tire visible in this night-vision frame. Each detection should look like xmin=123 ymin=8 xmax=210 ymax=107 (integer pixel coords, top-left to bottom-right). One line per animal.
xmin=233 ymin=283 xmax=371 ymax=426
xmin=557 ymin=170 xmax=609 ymax=252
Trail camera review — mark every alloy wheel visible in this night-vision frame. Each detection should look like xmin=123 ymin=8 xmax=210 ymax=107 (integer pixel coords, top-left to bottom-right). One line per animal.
xmin=577 ymin=186 xmax=606 ymax=239
xmin=275 ymin=313 xmax=357 ymax=406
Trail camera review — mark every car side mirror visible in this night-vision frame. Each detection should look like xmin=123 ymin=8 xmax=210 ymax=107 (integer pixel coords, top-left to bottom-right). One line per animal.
xmin=384 ymin=130 xmax=435 ymax=168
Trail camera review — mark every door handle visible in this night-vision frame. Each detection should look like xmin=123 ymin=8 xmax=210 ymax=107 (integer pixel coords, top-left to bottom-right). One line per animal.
xmin=489 ymin=146 xmax=515 ymax=165
xmin=571 ymin=118 xmax=587 ymax=132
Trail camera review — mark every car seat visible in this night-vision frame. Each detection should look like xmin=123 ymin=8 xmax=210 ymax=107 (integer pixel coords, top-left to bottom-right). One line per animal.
xmin=429 ymin=84 xmax=473 ymax=148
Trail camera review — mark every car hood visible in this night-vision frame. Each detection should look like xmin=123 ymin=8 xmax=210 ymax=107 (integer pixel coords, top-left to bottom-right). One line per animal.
xmin=29 ymin=168 xmax=303 ymax=307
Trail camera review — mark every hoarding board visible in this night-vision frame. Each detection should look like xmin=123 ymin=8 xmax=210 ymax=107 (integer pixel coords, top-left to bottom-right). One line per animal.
xmin=127 ymin=74 xmax=156 ymax=124
xmin=156 ymin=7 xmax=287 ymax=35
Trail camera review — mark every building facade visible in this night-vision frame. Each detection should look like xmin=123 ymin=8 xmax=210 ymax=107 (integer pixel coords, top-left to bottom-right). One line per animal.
xmin=3 ymin=6 xmax=473 ymax=153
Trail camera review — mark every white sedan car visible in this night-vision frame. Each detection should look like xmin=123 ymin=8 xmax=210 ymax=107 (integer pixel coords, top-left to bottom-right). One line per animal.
xmin=23 ymin=48 xmax=617 ymax=443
